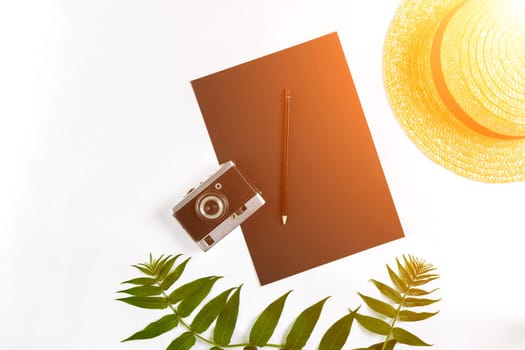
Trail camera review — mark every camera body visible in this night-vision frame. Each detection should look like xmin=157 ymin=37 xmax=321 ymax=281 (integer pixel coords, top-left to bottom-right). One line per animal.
xmin=172 ymin=161 xmax=265 ymax=251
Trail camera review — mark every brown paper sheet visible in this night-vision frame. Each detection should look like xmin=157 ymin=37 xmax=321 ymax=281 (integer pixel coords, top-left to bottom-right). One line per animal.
xmin=192 ymin=32 xmax=404 ymax=285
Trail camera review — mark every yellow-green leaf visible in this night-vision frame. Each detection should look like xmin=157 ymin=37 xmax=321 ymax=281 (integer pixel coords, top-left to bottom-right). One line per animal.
xmin=117 ymin=296 xmax=167 ymax=309
xmin=370 ymin=279 xmax=402 ymax=304
xmin=249 ymin=291 xmax=291 ymax=346
xmin=166 ymin=331 xmax=195 ymax=350
xmin=177 ymin=277 xmax=221 ymax=317
xmin=213 ymin=286 xmax=241 ymax=346
xmin=396 ymin=257 xmax=411 ymax=284
xmin=419 ymin=266 xmax=437 ymax=274
xmin=358 ymin=293 xmax=396 ymax=318
xmin=392 ymin=327 xmax=431 ymax=346
xmin=403 ymin=297 xmax=440 ymax=307
xmin=191 ymin=288 xmax=234 ymax=333
xmin=355 ymin=313 xmax=390 ymax=336
xmin=318 ymin=311 xmax=355 ymax=350
xmin=284 ymin=297 xmax=329 ymax=349
xmin=403 ymin=255 xmax=416 ymax=279
xmin=399 ymin=310 xmax=439 ymax=322
xmin=387 ymin=264 xmax=407 ymax=292
xmin=413 ymin=277 xmax=440 ymax=286
xmin=407 ymin=287 xmax=438 ymax=296
xmin=122 ymin=314 xmax=178 ymax=342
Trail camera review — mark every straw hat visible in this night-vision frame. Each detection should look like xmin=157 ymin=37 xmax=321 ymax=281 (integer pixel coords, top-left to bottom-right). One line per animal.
xmin=384 ymin=0 xmax=525 ymax=182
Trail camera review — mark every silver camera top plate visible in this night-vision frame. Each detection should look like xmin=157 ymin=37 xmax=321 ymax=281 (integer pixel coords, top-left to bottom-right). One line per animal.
xmin=171 ymin=160 xmax=235 ymax=215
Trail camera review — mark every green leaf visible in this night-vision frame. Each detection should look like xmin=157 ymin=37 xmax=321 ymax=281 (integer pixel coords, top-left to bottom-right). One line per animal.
xmin=358 ymin=293 xmax=396 ymax=318
xmin=148 ymin=254 xmax=159 ymax=267
xmin=122 ymin=314 xmax=178 ymax=342
xmin=318 ymin=311 xmax=355 ymax=350
xmin=117 ymin=296 xmax=167 ymax=309
xmin=407 ymin=287 xmax=438 ymax=296
xmin=354 ymin=313 xmax=390 ymax=336
xmin=210 ymin=347 xmax=223 ymax=350
xmin=191 ymin=288 xmax=235 ymax=333
xmin=213 ymin=286 xmax=241 ymax=346
xmin=387 ymin=264 xmax=407 ymax=292
xmin=159 ymin=255 xmax=181 ymax=280
xmin=284 ymin=297 xmax=329 ymax=349
xmin=118 ymin=285 xmax=162 ymax=297
xmin=249 ymin=291 xmax=292 ymax=346
xmin=370 ymin=279 xmax=402 ymax=304
xmin=161 ymin=258 xmax=191 ymax=290
xmin=132 ymin=264 xmax=154 ymax=276
xmin=166 ymin=331 xmax=196 ymax=350
xmin=399 ymin=310 xmax=439 ymax=322
xmin=152 ymin=255 xmax=168 ymax=274
xmin=354 ymin=340 xmax=397 ymax=350
xmin=392 ymin=327 xmax=431 ymax=346
xmin=403 ymin=297 xmax=440 ymax=307
xmin=177 ymin=277 xmax=221 ymax=317
xmin=244 ymin=347 xmax=257 ymax=350
xmin=121 ymin=277 xmax=157 ymax=285
xmin=168 ymin=276 xmax=218 ymax=305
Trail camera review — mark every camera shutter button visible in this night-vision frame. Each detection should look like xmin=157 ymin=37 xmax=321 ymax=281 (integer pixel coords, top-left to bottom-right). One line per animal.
xmin=184 ymin=187 xmax=195 ymax=197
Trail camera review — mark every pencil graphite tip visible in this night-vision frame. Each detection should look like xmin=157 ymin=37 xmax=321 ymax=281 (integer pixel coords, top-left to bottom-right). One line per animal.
xmin=282 ymin=215 xmax=287 ymax=225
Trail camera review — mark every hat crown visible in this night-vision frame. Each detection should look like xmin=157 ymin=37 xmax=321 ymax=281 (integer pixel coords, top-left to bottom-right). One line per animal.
xmin=438 ymin=0 xmax=525 ymax=137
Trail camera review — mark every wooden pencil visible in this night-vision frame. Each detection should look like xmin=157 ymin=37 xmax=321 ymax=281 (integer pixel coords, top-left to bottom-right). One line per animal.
xmin=282 ymin=88 xmax=291 ymax=225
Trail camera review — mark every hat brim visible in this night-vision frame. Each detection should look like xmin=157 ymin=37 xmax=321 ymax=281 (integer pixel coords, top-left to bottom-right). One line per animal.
xmin=383 ymin=0 xmax=525 ymax=183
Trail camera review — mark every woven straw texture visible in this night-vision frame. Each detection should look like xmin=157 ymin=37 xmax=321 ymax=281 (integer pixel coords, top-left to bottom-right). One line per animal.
xmin=384 ymin=0 xmax=525 ymax=182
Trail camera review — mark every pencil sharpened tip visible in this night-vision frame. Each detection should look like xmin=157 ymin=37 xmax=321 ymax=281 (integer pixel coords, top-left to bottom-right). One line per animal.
xmin=282 ymin=215 xmax=288 ymax=225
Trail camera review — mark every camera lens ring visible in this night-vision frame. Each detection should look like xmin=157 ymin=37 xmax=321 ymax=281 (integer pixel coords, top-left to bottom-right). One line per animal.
xmin=195 ymin=191 xmax=228 ymax=221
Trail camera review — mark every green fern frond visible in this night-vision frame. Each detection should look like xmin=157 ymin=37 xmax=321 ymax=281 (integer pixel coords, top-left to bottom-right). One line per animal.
xmin=117 ymin=253 xmax=439 ymax=350
xmin=356 ymin=254 xmax=440 ymax=349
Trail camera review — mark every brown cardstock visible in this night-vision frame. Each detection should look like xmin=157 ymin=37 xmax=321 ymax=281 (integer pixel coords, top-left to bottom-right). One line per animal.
xmin=191 ymin=32 xmax=404 ymax=285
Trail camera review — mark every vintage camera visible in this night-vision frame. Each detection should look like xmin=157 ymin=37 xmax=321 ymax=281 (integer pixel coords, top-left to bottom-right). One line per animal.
xmin=171 ymin=161 xmax=265 ymax=251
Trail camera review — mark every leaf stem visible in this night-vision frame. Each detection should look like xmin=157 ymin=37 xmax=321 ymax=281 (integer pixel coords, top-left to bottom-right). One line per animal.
xmin=380 ymin=291 xmax=407 ymax=350
xmin=227 ymin=343 xmax=283 ymax=348
xmin=158 ymin=286 xmax=287 ymax=349
xmin=381 ymin=268 xmax=419 ymax=350
xmin=161 ymin=289 xmax=219 ymax=347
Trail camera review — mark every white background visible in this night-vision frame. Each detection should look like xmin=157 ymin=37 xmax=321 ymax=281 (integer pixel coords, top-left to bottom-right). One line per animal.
xmin=1 ymin=1 xmax=525 ymax=349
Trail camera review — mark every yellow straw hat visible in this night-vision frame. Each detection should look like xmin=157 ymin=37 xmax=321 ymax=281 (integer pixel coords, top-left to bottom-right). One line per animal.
xmin=384 ymin=0 xmax=525 ymax=182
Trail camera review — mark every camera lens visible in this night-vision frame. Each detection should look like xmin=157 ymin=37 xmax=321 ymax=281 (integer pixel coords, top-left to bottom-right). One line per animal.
xmin=204 ymin=200 xmax=220 ymax=216
xmin=196 ymin=192 xmax=228 ymax=221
